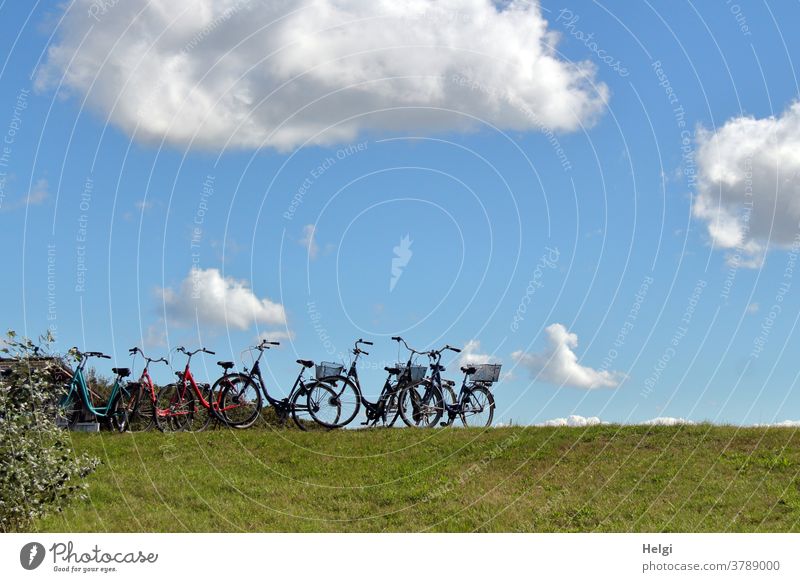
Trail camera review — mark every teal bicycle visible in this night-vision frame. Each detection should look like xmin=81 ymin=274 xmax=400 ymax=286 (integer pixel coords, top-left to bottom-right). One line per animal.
xmin=57 ymin=348 xmax=134 ymax=432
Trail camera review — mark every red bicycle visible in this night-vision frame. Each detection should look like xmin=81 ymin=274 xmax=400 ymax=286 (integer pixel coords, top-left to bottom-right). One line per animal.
xmin=121 ymin=346 xmax=168 ymax=432
xmin=155 ymin=346 xmax=260 ymax=431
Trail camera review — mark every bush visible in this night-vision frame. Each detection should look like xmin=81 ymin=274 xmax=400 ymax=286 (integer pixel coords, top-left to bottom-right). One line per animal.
xmin=0 ymin=331 xmax=98 ymax=532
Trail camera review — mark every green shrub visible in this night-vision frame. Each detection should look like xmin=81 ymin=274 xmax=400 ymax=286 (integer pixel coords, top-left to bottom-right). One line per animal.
xmin=0 ymin=331 xmax=98 ymax=532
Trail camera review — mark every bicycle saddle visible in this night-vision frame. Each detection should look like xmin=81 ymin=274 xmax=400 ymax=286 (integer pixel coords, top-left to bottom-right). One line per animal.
xmin=430 ymin=364 xmax=446 ymax=371
xmin=384 ymin=366 xmax=400 ymax=374
xmin=297 ymin=359 xmax=314 ymax=368
xmin=443 ymin=379 xmax=455 ymax=386
xmin=217 ymin=361 xmax=235 ymax=370
xmin=112 ymin=367 xmax=131 ymax=377
xmin=461 ymin=366 xmax=477 ymax=375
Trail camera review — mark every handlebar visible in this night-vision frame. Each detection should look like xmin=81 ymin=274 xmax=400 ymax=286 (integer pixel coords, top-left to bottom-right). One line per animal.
xmin=130 ymin=347 xmax=168 ymax=365
xmin=72 ymin=347 xmax=110 ymax=360
xmin=177 ymin=347 xmax=215 ymax=357
xmin=256 ymin=339 xmax=281 ymax=350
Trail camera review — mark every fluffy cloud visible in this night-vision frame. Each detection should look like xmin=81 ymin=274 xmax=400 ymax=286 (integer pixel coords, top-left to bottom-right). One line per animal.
xmin=642 ymin=417 xmax=694 ymax=426
xmin=537 ymin=414 xmax=605 ymax=427
xmin=37 ymin=0 xmax=607 ymax=151
xmin=161 ymin=267 xmax=286 ymax=330
xmin=512 ymin=323 xmax=622 ymax=389
xmin=694 ymin=102 xmax=800 ymax=267
xmin=459 ymin=339 xmax=500 ymax=366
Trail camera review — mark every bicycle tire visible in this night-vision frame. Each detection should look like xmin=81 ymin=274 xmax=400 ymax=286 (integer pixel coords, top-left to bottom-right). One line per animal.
xmin=399 ymin=380 xmax=444 ymax=428
xmin=307 ymin=375 xmax=361 ymax=428
xmin=128 ymin=383 xmax=156 ymax=432
xmin=378 ymin=388 xmax=401 ymax=427
xmin=217 ymin=375 xmax=262 ymax=429
xmin=459 ymin=385 xmax=495 ymax=427
xmin=154 ymin=383 xmax=194 ymax=432
xmin=188 ymin=383 xmax=215 ymax=432
xmin=299 ymin=381 xmax=343 ymax=429
xmin=439 ymin=382 xmax=459 ymax=427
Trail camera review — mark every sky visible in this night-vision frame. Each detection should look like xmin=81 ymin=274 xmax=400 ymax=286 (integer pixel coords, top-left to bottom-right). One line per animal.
xmin=1 ymin=0 xmax=799 ymax=426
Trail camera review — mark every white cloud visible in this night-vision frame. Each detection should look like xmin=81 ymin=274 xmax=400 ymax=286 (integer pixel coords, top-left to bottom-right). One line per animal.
xmin=754 ymin=420 xmax=800 ymax=428
xmin=37 ymin=0 xmax=607 ymax=151
xmin=537 ymin=414 xmax=605 ymax=427
xmin=642 ymin=417 xmax=695 ymax=426
xmin=512 ymin=323 xmax=622 ymax=389
xmin=256 ymin=329 xmax=295 ymax=343
xmin=26 ymin=178 xmax=49 ymax=205
xmin=694 ymin=102 xmax=800 ymax=267
xmin=299 ymin=224 xmax=318 ymax=259
xmin=459 ymin=339 xmax=500 ymax=366
xmin=160 ymin=267 xmax=286 ymax=330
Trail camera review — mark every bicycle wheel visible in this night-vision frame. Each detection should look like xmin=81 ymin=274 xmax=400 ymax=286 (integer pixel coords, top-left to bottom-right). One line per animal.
xmin=154 ymin=383 xmax=194 ymax=432
xmin=459 ymin=385 xmax=495 ymax=427
xmin=399 ymin=380 xmax=444 ymax=428
xmin=439 ymin=382 xmax=458 ymax=427
xmin=116 ymin=382 xmax=153 ymax=432
xmin=306 ymin=375 xmax=360 ymax=428
xmin=217 ymin=375 xmax=262 ymax=429
xmin=378 ymin=388 xmax=401 ymax=427
xmin=187 ymin=383 xmax=215 ymax=432
xmin=129 ymin=383 xmax=156 ymax=432
xmin=300 ymin=381 xmax=341 ymax=429
xmin=108 ymin=393 xmax=129 ymax=432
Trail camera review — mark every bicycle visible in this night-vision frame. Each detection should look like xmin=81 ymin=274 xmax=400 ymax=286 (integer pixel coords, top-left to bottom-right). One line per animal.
xmin=307 ymin=337 xmax=427 ymax=429
xmin=58 ymin=348 xmax=132 ymax=432
xmin=399 ymin=343 xmax=462 ymax=428
xmin=211 ymin=339 xmax=339 ymax=430
xmin=155 ymin=346 xmax=256 ymax=432
xmin=442 ymin=363 xmax=499 ymax=427
xmin=117 ymin=347 xmax=168 ymax=432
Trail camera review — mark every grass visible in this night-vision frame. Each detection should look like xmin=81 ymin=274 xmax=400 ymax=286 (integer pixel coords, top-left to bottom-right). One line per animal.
xmin=33 ymin=424 xmax=800 ymax=532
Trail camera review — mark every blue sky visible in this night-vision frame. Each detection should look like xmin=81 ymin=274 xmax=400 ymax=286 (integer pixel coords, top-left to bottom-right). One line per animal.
xmin=2 ymin=0 xmax=800 ymax=425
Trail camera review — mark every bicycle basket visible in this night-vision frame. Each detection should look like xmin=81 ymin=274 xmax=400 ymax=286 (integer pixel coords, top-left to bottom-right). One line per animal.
xmin=470 ymin=363 xmax=502 ymax=383
xmin=397 ymin=364 xmax=427 ymax=383
xmin=315 ymin=361 xmax=344 ymax=380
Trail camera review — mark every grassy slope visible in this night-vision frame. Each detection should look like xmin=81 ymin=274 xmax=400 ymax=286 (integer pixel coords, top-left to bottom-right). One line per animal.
xmin=35 ymin=425 xmax=800 ymax=532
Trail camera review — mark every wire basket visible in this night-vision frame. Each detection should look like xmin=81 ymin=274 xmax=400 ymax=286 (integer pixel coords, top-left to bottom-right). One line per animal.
xmin=470 ymin=363 xmax=502 ymax=384
xmin=397 ymin=364 xmax=427 ymax=383
xmin=315 ymin=361 xmax=344 ymax=380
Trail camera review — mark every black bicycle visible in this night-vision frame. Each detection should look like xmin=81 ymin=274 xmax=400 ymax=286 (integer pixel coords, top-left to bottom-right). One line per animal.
xmin=399 ymin=343 xmax=461 ymax=428
xmin=442 ymin=363 xmax=499 ymax=427
xmin=211 ymin=339 xmax=340 ymax=430
xmin=306 ymin=338 xmax=425 ymax=428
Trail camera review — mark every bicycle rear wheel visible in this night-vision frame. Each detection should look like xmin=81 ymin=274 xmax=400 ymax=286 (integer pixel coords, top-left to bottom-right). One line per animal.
xmin=459 ymin=385 xmax=495 ymax=427
xmin=154 ymin=383 xmax=194 ymax=432
xmin=117 ymin=381 xmax=154 ymax=432
xmin=378 ymin=389 xmax=401 ymax=427
xmin=307 ymin=375 xmax=360 ymax=428
xmin=217 ymin=375 xmax=262 ymax=428
xmin=399 ymin=381 xmax=443 ymax=428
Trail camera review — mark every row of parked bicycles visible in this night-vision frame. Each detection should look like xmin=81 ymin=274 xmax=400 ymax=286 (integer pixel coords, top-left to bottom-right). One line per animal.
xmin=57 ymin=336 xmax=502 ymax=432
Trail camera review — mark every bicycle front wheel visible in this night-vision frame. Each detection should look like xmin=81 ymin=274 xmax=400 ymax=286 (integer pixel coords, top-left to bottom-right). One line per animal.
xmin=294 ymin=381 xmax=338 ymax=430
xmin=459 ymin=385 xmax=495 ymax=427
xmin=217 ymin=375 xmax=262 ymax=429
xmin=399 ymin=381 xmax=443 ymax=428
xmin=307 ymin=375 xmax=360 ymax=428
xmin=154 ymin=383 xmax=194 ymax=432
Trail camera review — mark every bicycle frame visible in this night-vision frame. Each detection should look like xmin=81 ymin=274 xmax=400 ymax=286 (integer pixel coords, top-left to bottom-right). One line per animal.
xmin=62 ymin=356 xmax=126 ymax=418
